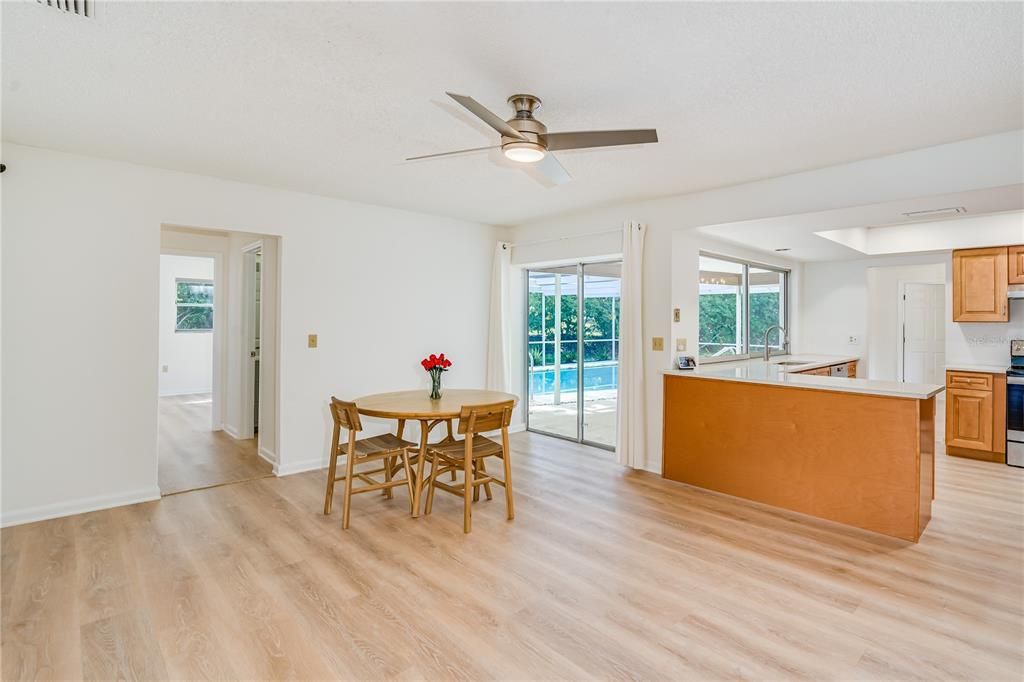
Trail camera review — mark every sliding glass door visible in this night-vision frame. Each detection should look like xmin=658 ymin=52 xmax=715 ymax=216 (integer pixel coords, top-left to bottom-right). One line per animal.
xmin=580 ymin=263 xmax=621 ymax=447
xmin=526 ymin=267 xmax=579 ymax=439
xmin=526 ymin=262 xmax=621 ymax=449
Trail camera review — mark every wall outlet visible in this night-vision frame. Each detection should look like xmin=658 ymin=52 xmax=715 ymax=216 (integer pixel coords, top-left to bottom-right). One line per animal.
xmin=161 ymin=365 xmax=169 ymax=373
xmin=676 ymin=338 xmax=687 ymax=352
xmin=308 ymin=334 xmax=318 ymax=348
xmin=848 ymin=335 xmax=860 ymax=345
xmin=652 ymin=336 xmax=664 ymax=351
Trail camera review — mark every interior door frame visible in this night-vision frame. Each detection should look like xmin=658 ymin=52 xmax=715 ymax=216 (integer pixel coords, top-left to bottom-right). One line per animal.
xmin=524 ymin=259 xmax=622 ymax=450
xmin=239 ymin=240 xmax=264 ymax=441
xmin=897 ymin=279 xmax=945 ymax=383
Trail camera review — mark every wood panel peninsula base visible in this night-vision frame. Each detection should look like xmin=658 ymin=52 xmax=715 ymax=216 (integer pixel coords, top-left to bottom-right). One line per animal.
xmin=662 ymin=366 xmax=943 ymax=542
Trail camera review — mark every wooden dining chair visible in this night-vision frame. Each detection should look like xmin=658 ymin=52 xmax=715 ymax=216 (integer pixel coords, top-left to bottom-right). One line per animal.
xmin=324 ymin=397 xmax=415 ymax=529
xmin=423 ymin=400 xmax=515 ymax=533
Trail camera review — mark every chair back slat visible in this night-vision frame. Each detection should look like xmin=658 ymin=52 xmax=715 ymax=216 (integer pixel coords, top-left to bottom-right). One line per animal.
xmin=457 ymin=400 xmax=514 ymax=435
xmin=330 ymin=396 xmax=362 ymax=432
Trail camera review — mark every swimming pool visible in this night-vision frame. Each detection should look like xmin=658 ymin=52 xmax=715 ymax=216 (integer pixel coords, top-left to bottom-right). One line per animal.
xmin=529 ymin=361 xmax=618 ymax=395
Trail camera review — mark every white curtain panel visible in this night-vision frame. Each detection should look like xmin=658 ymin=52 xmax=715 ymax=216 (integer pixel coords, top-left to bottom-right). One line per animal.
xmin=485 ymin=241 xmax=512 ymax=392
xmin=616 ymin=222 xmax=647 ymax=469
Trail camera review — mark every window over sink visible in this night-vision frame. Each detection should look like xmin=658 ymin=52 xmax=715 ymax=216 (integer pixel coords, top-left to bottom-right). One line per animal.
xmin=699 ymin=254 xmax=789 ymax=361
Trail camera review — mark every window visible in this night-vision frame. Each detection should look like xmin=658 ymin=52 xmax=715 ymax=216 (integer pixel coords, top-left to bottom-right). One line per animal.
xmin=699 ymin=254 xmax=788 ymax=360
xmin=175 ymin=279 xmax=214 ymax=332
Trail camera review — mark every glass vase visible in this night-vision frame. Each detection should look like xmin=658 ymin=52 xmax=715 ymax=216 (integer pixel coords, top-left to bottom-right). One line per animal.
xmin=429 ymin=370 xmax=442 ymax=400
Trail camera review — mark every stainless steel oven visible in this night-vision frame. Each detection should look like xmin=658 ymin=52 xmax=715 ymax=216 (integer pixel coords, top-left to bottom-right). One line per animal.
xmin=1008 ymin=340 xmax=1024 ymax=468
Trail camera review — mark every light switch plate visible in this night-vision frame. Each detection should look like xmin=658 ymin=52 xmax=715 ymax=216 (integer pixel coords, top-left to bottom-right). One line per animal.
xmin=673 ymin=308 xmax=681 ymax=322
xmin=652 ymin=336 xmax=665 ymax=351
xmin=308 ymin=334 xmax=318 ymax=348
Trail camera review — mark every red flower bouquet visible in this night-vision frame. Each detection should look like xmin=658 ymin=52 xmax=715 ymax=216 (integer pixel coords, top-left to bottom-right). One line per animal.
xmin=421 ymin=353 xmax=452 ymax=399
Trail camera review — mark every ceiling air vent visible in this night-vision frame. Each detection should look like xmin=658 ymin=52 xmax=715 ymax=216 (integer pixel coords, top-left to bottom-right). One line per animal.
xmin=900 ymin=206 xmax=966 ymax=218
xmin=37 ymin=0 xmax=92 ymax=18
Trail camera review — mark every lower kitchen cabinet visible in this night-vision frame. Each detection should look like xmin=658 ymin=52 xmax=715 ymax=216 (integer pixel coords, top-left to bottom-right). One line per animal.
xmin=945 ymin=370 xmax=1006 ymax=462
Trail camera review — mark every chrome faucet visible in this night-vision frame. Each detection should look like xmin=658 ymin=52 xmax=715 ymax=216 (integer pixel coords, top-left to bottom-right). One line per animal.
xmin=762 ymin=324 xmax=788 ymax=361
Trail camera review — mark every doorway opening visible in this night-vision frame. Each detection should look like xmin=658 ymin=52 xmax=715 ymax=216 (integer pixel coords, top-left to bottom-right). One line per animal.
xmin=157 ymin=226 xmax=279 ymax=495
xmin=899 ymin=281 xmax=946 ymax=384
xmin=525 ymin=261 xmax=622 ymax=449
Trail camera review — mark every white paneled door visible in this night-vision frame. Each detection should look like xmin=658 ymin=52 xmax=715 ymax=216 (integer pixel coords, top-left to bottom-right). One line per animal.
xmin=901 ymin=282 xmax=945 ymax=384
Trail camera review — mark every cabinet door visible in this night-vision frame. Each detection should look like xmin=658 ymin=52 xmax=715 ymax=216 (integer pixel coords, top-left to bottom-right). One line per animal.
xmin=847 ymin=361 xmax=857 ymax=379
xmin=1009 ymin=245 xmax=1024 ymax=285
xmin=952 ymin=247 xmax=1008 ymax=321
xmin=945 ymin=387 xmax=994 ymax=451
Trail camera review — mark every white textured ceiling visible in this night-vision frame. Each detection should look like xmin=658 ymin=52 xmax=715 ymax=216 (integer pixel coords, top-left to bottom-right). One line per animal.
xmin=3 ymin=1 xmax=1022 ymax=225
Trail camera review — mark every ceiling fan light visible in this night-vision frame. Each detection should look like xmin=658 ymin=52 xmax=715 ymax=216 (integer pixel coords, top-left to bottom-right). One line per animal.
xmin=503 ymin=142 xmax=545 ymax=163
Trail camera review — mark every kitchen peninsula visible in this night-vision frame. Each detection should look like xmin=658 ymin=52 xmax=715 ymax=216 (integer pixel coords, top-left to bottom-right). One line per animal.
xmin=662 ymin=355 xmax=944 ymax=542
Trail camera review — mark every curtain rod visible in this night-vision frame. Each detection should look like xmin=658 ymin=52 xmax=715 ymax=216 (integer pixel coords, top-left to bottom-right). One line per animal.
xmin=505 ymin=227 xmax=624 ymax=250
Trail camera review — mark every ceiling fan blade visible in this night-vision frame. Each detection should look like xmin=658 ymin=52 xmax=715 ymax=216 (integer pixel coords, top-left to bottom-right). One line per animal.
xmin=446 ymin=92 xmax=526 ymax=141
xmin=405 ymin=145 xmax=498 ymax=161
xmin=530 ymin=152 xmax=572 ymax=186
xmin=543 ymin=129 xmax=658 ymax=151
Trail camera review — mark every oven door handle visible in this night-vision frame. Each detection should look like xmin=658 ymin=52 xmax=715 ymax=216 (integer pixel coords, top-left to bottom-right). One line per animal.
xmin=1008 ymin=376 xmax=1024 ymax=386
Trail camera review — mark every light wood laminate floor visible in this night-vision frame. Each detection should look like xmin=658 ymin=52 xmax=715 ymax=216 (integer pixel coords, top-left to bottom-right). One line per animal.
xmin=2 ymin=431 xmax=1022 ymax=680
xmin=158 ymin=394 xmax=273 ymax=495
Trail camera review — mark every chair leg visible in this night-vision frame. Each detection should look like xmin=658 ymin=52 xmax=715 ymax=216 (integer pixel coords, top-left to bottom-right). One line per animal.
xmin=463 ymin=454 xmax=473 ymax=533
xmin=401 ymin=450 xmax=415 ymax=515
xmin=472 ymin=460 xmax=480 ymax=502
xmin=341 ymin=451 xmax=356 ymax=530
xmin=425 ymin=455 xmax=440 ymax=515
xmin=501 ymin=452 xmax=514 ymax=521
xmin=384 ymin=454 xmax=394 ymax=499
xmin=323 ymin=448 xmax=339 ymax=515
xmin=478 ymin=457 xmax=494 ymax=501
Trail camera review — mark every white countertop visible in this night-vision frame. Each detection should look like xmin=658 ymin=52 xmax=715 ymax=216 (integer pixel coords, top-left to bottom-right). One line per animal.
xmin=945 ymin=363 xmax=1007 ymax=374
xmin=664 ymin=355 xmax=944 ymax=399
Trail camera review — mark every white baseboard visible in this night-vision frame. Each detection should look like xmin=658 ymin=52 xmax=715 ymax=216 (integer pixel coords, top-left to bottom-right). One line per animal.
xmin=258 ymin=446 xmax=278 ymax=466
xmin=223 ymin=424 xmax=242 ymax=439
xmin=1 ymin=486 xmax=162 ymax=528
xmin=158 ymin=389 xmax=214 ymax=397
xmin=508 ymin=422 xmax=526 ymax=434
xmin=275 ymin=456 xmax=328 ymax=477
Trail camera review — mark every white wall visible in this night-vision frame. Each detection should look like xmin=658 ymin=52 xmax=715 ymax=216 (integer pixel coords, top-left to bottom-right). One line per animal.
xmin=802 ymin=253 xmax=949 ymax=377
xmin=509 ymin=131 xmax=1024 ymax=473
xmin=1 ymin=143 xmax=502 ymax=526
xmin=158 ymin=255 xmax=215 ymax=396
xmin=867 ymin=262 xmax=945 ymax=381
xmin=803 ymin=251 xmax=1024 ymax=379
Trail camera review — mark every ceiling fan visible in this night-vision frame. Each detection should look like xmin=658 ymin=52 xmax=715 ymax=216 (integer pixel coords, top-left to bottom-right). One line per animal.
xmin=406 ymin=92 xmax=658 ymax=185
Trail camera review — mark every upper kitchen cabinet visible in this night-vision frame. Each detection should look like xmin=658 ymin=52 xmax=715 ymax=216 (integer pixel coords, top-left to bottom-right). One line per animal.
xmin=1009 ymin=245 xmax=1024 ymax=285
xmin=952 ymin=246 xmax=1008 ymax=322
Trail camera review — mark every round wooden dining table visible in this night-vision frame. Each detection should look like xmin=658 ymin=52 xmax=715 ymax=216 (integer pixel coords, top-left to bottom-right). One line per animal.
xmin=354 ymin=389 xmax=518 ymax=516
